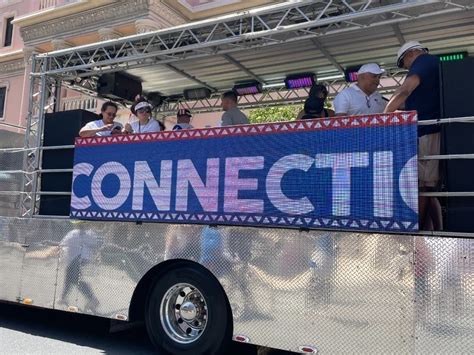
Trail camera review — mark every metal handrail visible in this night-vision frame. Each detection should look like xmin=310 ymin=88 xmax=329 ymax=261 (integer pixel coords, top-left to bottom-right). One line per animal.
xmin=0 ymin=145 xmax=75 ymax=154
xmin=419 ymin=192 xmax=474 ymax=197
xmin=0 ymin=191 xmax=71 ymax=196
xmin=417 ymin=116 xmax=474 ymax=125
xmin=0 ymin=168 xmax=73 ymax=174
xmin=36 ymin=191 xmax=71 ymax=196
xmin=419 ymin=154 xmax=474 ymax=160
xmin=0 ymin=191 xmax=23 ymax=196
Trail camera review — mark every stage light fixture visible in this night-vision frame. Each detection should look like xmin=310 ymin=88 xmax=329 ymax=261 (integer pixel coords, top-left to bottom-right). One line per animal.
xmin=233 ymin=81 xmax=263 ymax=96
xmin=344 ymin=65 xmax=362 ymax=83
xmin=284 ymin=72 xmax=315 ymax=89
xmin=183 ymin=87 xmax=212 ymax=100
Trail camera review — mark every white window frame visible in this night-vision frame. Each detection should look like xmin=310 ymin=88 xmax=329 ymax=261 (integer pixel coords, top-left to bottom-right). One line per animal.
xmin=1 ymin=11 xmax=16 ymax=49
xmin=0 ymin=82 xmax=9 ymax=121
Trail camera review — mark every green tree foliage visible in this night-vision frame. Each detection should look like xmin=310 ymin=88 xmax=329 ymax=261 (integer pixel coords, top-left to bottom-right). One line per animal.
xmin=248 ymin=104 xmax=302 ymax=124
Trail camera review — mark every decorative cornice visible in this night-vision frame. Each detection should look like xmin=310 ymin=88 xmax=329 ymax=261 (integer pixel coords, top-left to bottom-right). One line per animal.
xmin=20 ymin=0 xmax=150 ymax=44
xmin=98 ymin=27 xmax=123 ymax=41
xmin=135 ymin=19 xmax=160 ymax=34
xmin=0 ymin=58 xmax=25 ymax=75
xmin=149 ymin=0 xmax=186 ymax=27
xmin=51 ymin=39 xmax=73 ymax=51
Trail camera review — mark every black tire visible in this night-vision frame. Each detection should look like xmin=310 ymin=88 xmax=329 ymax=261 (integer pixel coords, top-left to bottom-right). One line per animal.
xmin=145 ymin=262 xmax=232 ymax=355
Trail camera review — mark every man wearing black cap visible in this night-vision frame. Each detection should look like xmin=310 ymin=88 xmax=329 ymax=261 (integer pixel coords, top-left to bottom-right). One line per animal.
xmin=173 ymin=108 xmax=194 ymax=130
xmin=384 ymin=41 xmax=442 ymax=230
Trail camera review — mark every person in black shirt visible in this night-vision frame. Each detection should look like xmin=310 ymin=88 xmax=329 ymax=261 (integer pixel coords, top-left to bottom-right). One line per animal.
xmin=297 ymin=84 xmax=335 ymax=120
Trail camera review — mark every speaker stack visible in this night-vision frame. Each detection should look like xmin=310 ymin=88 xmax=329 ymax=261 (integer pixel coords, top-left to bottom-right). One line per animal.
xmin=97 ymin=73 xmax=142 ymax=103
xmin=440 ymin=57 xmax=474 ymax=232
xmin=39 ymin=109 xmax=98 ymax=216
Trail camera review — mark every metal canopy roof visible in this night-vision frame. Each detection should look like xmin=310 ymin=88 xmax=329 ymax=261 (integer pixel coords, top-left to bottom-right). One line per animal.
xmin=131 ymin=7 xmax=474 ymax=97
xmin=35 ymin=0 xmax=473 ymax=96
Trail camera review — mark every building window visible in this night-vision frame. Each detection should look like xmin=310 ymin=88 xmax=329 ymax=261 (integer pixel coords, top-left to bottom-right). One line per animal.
xmin=4 ymin=17 xmax=14 ymax=47
xmin=0 ymin=87 xmax=6 ymax=119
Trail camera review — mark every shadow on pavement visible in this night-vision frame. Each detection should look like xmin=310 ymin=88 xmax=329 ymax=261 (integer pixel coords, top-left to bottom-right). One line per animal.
xmin=0 ymin=301 xmax=154 ymax=354
xmin=0 ymin=302 xmax=298 ymax=354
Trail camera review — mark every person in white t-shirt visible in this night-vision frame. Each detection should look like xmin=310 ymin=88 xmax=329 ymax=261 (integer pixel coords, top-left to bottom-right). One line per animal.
xmin=79 ymin=101 xmax=123 ymax=137
xmin=124 ymin=97 xmax=161 ymax=134
xmin=333 ymin=63 xmax=387 ymax=116
xmin=59 ymin=226 xmax=103 ymax=311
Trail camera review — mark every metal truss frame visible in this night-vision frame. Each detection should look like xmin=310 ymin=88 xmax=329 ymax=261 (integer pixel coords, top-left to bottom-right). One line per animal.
xmin=157 ymin=71 xmax=407 ymax=115
xmin=21 ymin=0 xmax=472 ymax=215
xmin=35 ymin=0 xmax=470 ymax=78
xmin=21 ymin=55 xmax=61 ymax=217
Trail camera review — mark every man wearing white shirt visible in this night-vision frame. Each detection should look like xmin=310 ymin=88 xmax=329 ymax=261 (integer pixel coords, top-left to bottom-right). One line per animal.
xmin=333 ymin=63 xmax=387 ymax=116
xmin=79 ymin=101 xmax=123 ymax=137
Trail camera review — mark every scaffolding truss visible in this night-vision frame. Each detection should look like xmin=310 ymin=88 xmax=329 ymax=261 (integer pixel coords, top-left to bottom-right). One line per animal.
xmin=157 ymin=71 xmax=407 ymax=114
xmin=36 ymin=0 xmax=471 ymax=78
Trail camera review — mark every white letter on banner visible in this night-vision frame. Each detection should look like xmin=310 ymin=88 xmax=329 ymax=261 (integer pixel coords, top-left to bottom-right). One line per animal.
xmin=399 ymin=155 xmax=418 ymax=214
xmin=266 ymin=154 xmax=315 ymax=215
xmin=71 ymin=162 xmax=93 ymax=209
xmin=91 ymin=162 xmax=131 ymax=211
xmin=132 ymin=160 xmax=172 ymax=211
xmin=373 ymin=151 xmax=393 ymax=217
xmin=315 ymin=153 xmax=369 ymax=216
xmin=176 ymin=158 xmax=219 ymax=212
xmin=224 ymin=156 xmax=264 ymax=213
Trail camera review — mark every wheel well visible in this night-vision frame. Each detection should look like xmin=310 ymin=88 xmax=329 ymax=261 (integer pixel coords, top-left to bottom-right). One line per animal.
xmin=128 ymin=259 xmax=233 ymax=331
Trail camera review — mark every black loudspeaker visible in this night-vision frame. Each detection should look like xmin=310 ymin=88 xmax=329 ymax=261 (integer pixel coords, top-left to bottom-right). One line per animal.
xmin=39 ymin=109 xmax=98 ymax=216
xmin=440 ymin=57 xmax=474 ymax=232
xmin=97 ymin=73 xmax=142 ymax=102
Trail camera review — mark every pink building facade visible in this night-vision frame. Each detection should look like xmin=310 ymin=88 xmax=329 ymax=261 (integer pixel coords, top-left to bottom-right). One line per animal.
xmin=0 ymin=0 xmax=271 ymax=137
xmin=0 ymin=0 xmax=38 ymax=133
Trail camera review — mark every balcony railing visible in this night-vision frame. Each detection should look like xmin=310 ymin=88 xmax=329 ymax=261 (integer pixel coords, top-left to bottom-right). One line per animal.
xmin=61 ymin=97 xmax=97 ymax=112
xmin=39 ymin=0 xmax=78 ymax=11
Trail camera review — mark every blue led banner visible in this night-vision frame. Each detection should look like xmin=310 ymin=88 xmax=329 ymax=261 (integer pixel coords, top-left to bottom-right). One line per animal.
xmin=71 ymin=112 xmax=419 ymax=232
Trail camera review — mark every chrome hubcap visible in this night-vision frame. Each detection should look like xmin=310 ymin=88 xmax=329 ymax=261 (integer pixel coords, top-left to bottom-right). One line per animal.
xmin=180 ymin=301 xmax=197 ymax=321
xmin=160 ymin=283 xmax=208 ymax=344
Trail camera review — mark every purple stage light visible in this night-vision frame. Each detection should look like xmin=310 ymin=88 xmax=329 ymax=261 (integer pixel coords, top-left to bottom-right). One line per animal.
xmin=284 ymin=73 xmax=316 ymax=89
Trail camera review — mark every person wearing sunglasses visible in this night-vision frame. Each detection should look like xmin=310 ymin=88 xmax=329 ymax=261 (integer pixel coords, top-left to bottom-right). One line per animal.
xmin=79 ymin=101 xmax=123 ymax=137
xmin=125 ymin=97 xmax=161 ymax=134
xmin=333 ymin=63 xmax=387 ymax=116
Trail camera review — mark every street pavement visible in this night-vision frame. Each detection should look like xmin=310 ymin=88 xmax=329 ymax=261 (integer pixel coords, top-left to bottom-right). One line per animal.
xmin=0 ymin=301 xmax=155 ymax=354
xmin=0 ymin=302 xmax=293 ymax=355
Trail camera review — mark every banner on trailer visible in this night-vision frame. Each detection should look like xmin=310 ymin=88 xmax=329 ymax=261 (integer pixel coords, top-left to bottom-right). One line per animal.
xmin=71 ymin=112 xmax=419 ymax=232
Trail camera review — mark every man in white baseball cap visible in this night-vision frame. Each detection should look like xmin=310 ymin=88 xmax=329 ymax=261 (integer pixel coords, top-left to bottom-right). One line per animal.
xmin=384 ymin=41 xmax=442 ymax=230
xmin=334 ymin=63 xmax=387 ymax=116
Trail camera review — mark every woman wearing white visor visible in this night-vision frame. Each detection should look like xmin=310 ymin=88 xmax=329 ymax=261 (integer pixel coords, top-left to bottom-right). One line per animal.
xmin=125 ymin=97 xmax=162 ymax=134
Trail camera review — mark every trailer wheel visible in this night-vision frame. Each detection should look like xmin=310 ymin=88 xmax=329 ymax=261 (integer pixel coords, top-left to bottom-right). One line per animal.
xmin=145 ymin=263 xmax=232 ymax=355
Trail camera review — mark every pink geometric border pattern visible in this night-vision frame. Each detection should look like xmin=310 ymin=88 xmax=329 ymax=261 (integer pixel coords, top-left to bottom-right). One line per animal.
xmin=70 ymin=210 xmax=418 ymax=231
xmin=75 ymin=111 xmax=417 ymax=147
